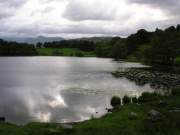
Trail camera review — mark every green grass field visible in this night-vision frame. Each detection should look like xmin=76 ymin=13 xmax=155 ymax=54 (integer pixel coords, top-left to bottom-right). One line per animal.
xmin=37 ymin=48 xmax=96 ymax=57
xmin=1 ymin=88 xmax=180 ymax=135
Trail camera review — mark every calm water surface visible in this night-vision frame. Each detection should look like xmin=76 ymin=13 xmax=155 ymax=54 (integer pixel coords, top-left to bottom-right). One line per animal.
xmin=0 ymin=57 xmax=153 ymax=124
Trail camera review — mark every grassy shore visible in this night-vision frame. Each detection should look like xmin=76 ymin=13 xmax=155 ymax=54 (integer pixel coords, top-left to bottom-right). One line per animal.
xmin=0 ymin=88 xmax=180 ymax=135
xmin=37 ymin=48 xmax=95 ymax=57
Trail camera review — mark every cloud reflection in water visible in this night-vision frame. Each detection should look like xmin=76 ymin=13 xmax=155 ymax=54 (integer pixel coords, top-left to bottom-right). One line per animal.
xmin=0 ymin=57 xmax=153 ymax=124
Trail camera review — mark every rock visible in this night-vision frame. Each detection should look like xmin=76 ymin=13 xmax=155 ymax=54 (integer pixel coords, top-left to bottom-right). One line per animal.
xmin=61 ymin=124 xmax=73 ymax=129
xmin=169 ymin=110 xmax=180 ymax=113
xmin=148 ymin=109 xmax=160 ymax=116
xmin=158 ymin=100 xmax=168 ymax=107
xmin=148 ymin=109 xmax=161 ymax=121
xmin=0 ymin=117 xmax=5 ymax=122
xmin=169 ymin=108 xmax=180 ymax=113
xmin=111 ymin=69 xmax=180 ymax=90
xmin=129 ymin=112 xmax=138 ymax=120
xmin=106 ymin=108 xmax=113 ymax=113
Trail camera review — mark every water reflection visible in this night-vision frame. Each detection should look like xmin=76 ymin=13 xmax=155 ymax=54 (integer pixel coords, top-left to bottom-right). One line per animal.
xmin=0 ymin=57 xmax=153 ymax=124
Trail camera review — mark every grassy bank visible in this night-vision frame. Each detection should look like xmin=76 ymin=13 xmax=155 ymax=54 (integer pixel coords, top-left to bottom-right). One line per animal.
xmin=37 ymin=48 xmax=95 ymax=57
xmin=1 ymin=88 xmax=180 ymax=135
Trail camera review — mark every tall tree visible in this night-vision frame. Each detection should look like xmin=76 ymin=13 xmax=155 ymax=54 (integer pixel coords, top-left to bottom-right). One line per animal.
xmin=149 ymin=30 xmax=180 ymax=65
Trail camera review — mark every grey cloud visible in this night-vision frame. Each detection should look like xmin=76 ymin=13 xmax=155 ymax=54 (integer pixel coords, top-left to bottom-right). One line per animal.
xmin=1 ymin=0 xmax=180 ymax=38
xmin=0 ymin=0 xmax=26 ymax=7
xmin=126 ymin=0 xmax=180 ymax=32
xmin=128 ymin=0 xmax=180 ymax=15
xmin=0 ymin=12 xmax=12 ymax=20
xmin=129 ymin=0 xmax=176 ymax=5
xmin=63 ymin=1 xmax=116 ymax=21
xmin=0 ymin=0 xmax=27 ymax=20
xmin=0 ymin=22 xmax=130 ymax=37
xmin=0 ymin=9 xmax=13 ymax=20
xmin=1 ymin=17 xmax=180 ymax=38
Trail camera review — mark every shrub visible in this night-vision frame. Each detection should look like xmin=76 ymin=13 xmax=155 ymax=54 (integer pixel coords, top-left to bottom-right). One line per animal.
xmin=138 ymin=92 xmax=161 ymax=103
xmin=75 ymin=51 xmax=84 ymax=57
xmin=132 ymin=97 xmax=138 ymax=103
xmin=52 ymin=49 xmax=60 ymax=56
xmin=111 ymin=96 xmax=121 ymax=108
xmin=171 ymin=87 xmax=180 ymax=96
xmin=123 ymin=95 xmax=131 ymax=105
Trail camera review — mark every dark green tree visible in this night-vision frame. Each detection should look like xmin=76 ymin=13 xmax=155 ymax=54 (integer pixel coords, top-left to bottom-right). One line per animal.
xmin=149 ymin=30 xmax=180 ymax=65
xmin=110 ymin=40 xmax=128 ymax=59
xmin=126 ymin=29 xmax=152 ymax=54
xmin=0 ymin=39 xmax=37 ymax=56
xmin=36 ymin=42 xmax=43 ymax=48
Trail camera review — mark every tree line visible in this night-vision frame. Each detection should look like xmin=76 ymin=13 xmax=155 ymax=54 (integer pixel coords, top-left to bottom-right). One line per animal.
xmin=0 ymin=39 xmax=37 ymax=56
xmin=0 ymin=25 xmax=180 ymax=66
xmin=37 ymin=39 xmax=95 ymax=52
xmin=95 ymin=25 xmax=180 ymax=65
xmin=37 ymin=24 xmax=180 ymax=65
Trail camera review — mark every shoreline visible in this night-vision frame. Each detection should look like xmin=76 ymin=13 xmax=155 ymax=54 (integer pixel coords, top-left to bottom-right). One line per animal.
xmin=112 ymin=68 xmax=180 ymax=91
xmin=1 ymin=87 xmax=180 ymax=135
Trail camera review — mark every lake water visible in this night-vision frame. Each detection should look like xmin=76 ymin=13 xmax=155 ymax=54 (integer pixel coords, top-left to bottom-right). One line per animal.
xmin=0 ymin=57 xmax=153 ymax=124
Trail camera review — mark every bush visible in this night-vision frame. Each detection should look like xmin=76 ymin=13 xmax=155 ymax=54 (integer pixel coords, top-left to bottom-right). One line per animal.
xmin=75 ymin=51 xmax=84 ymax=57
xmin=138 ymin=92 xmax=161 ymax=103
xmin=123 ymin=95 xmax=131 ymax=105
xmin=111 ymin=96 xmax=121 ymax=108
xmin=52 ymin=49 xmax=60 ymax=56
xmin=132 ymin=97 xmax=138 ymax=103
xmin=171 ymin=87 xmax=180 ymax=96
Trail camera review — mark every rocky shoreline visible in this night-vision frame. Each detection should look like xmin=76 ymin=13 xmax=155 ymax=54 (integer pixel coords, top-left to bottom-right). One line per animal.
xmin=112 ymin=68 xmax=180 ymax=90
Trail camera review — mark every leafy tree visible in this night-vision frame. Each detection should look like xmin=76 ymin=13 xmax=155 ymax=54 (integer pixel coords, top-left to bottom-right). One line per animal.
xmin=165 ymin=26 xmax=176 ymax=32
xmin=126 ymin=29 xmax=152 ymax=54
xmin=43 ymin=40 xmax=95 ymax=52
xmin=110 ymin=37 xmax=121 ymax=45
xmin=36 ymin=42 xmax=43 ymax=48
xmin=95 ymin=42 xmax=111 ymax=57
xmin=149 ymin=30 xmax=180 ymax=65
xmin=110 ymin=40 xmax=128 ymax=59
xmin=0 ymin=39 xmax=37 ymax=56
xmin=176 ymin=24 xmax=180 ymax=31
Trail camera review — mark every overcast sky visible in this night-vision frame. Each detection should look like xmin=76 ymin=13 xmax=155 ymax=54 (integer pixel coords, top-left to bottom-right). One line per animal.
xmin=0 ymin=0 xmax=180 ymax=38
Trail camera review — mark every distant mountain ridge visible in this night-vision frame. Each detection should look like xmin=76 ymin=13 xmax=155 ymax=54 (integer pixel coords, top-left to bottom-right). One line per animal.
xmin=76 ymin=36 xmax=113 ymax=43
xmin=1 ymin=36 xmax=65 ymax=44
xmin=0 ymin=36 xmax=113 ymax=44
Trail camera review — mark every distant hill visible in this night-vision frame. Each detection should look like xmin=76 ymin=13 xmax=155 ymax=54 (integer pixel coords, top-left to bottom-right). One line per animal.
xmin=24 ymin=36 xmax=65 ymax=44
xmin=1 ymin=36 xmax=65 ymax=44
xmin=76 ymin=37 xmax=113 ymax=43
